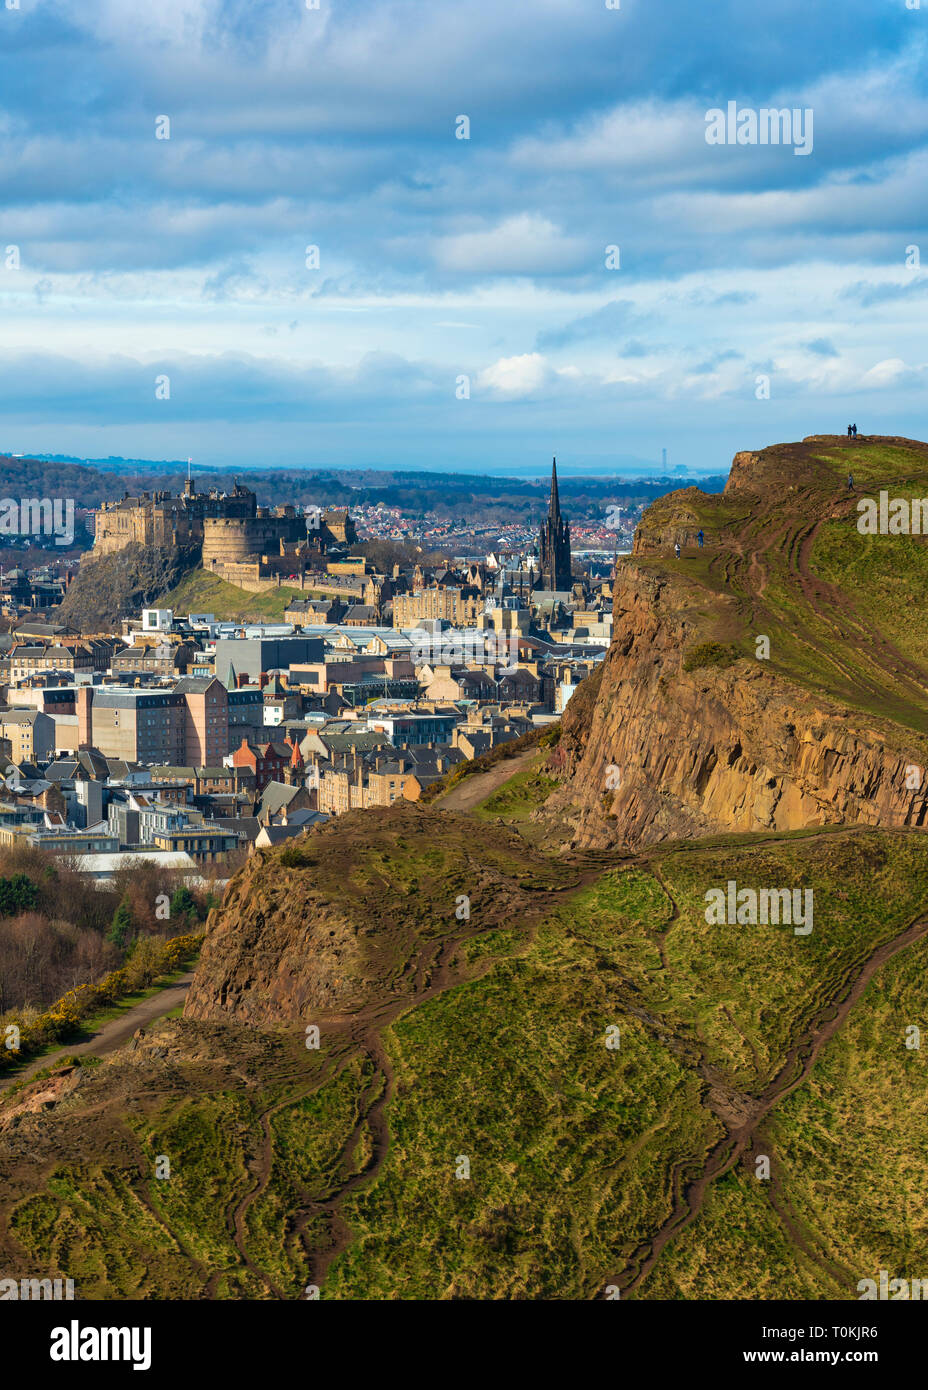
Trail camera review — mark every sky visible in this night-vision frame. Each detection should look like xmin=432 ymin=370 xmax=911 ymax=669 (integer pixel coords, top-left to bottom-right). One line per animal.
xmin=0 ymin=0 xmax=926 ymax=477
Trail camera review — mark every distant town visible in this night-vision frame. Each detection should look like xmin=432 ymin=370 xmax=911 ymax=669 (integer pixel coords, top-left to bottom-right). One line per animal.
xmin=0 ymin=456 xmax=636 ymax=877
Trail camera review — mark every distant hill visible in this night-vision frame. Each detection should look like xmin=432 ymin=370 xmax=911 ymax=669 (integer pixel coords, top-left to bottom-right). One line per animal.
xmin=0 ymin=454 xmax=114 ymax=509
xmin=0 ymin=451 xmax=727 ymax=525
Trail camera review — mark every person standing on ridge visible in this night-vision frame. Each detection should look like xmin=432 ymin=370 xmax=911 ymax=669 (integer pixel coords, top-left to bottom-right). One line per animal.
xmin=852 ymin=423 xmax=858 ymax=438
xmin=847 ymin=424 xmax=853 ymax=438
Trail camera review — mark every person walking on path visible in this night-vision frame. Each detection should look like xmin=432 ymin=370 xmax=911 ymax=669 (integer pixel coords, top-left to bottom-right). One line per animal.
xmin=674 ymin=542 xmax=681 ymax=559
xmin=847 ymin=473 xmax=854 ymax=490
xmin=697 ymin=529 xmax=704 ymax=548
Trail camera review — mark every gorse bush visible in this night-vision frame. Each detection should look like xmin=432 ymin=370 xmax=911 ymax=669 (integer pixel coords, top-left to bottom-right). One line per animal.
xmin=0 ymin=930 xmax=203 ymax=1071
xmin=0 ymin=844 xmax=219 ymax=1012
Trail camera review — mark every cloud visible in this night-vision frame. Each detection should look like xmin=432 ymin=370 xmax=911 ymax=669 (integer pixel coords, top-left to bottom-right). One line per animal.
xmin=537 ymin=300 xmax=652 ymax=349
xmin=802 ymin=338 xmax=838 ymax=357
xmin=841 ymin=275 xmax=928 ymax=306
xmin=431 ymin=215 xmax=588 ymax=275
xmin=0 ymin=0 xmax=925 ymax=470
xmin=475 ymin=353 xmax=557 ymax=399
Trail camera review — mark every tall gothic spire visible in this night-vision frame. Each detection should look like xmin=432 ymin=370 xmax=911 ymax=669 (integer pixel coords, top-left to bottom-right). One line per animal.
xmin=549 ymin=456 xmax=561 ymax=517
xmin=538 ymin=455 xmax=572 ymax=591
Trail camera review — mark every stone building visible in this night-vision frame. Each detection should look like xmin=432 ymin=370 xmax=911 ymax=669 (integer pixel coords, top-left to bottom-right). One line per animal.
xmin=537 ymin=457 xmax=572 ymax=591
xmin=93 ymin=477 xmax=357 ymax=581
xmin=93 ymin=479 xmax=256 ymax=556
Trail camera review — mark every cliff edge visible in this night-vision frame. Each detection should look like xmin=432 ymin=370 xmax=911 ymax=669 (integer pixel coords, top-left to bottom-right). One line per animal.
xmin=543 ymin=435 xmax=928 ymax=847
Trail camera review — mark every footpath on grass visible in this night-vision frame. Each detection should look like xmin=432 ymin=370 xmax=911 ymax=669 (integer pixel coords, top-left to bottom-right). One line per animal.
xmin=435 ymin=748 xmax=539 ymax=812
xmin=0 ymin=969 xmax=196 ymax=1093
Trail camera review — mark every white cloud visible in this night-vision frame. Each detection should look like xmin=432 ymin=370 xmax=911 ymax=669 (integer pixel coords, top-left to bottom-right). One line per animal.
xmin=476 ymin=352 xmax=555 ymax=398
xmin=432 ymin=215 xmax=587 ymax=274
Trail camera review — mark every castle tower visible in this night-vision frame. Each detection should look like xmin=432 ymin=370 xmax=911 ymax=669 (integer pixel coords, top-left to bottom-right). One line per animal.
xmin=537 ymin=457 xmax=572 ymax=590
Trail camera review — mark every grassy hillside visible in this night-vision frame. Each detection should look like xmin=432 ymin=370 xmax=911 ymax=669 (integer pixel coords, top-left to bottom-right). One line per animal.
xmin=6 ymin=434 xmax=928 ymax=1302
xmin=633 ymin=435 xmax=928 ymax=738
xmin=158 ymin=568 xmax=311 ymax=623
xmin=4 ymin=813 xmax=928 ymax=1300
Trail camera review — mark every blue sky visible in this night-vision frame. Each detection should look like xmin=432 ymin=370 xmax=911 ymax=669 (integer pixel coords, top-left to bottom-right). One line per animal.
xmin=0 ymin=0 xmax=926 ymax=476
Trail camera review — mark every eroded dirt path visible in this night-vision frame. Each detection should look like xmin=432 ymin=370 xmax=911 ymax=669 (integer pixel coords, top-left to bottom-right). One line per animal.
xmin=0 ymin=972 xmax=195 ymax=1095
xmin=435 ymin=748 xmax=539 ymax=811
xmin=616 ymin=909 xmax=928 ymax=1297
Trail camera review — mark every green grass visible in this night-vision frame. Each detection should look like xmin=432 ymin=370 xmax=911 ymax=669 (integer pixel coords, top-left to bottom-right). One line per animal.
xmin=243 ymin=1054 xmax=377 ymax=1295
xmin=812 ymin=509 xmax=928 ymax=672
xmin=132 ymin=1094 xmax=258 ymax=1273
xmin=472 ymin=755 xmax=558 ymax=821
xmin=638 ymin=931 xmax=928 ymax=1300
xmin=159 ymin=567 xmax=308 ymax=622
xmin=324 ymin=894 xmax=720 ymax=1299
xmin=6 ymin=820 xmax=928 ymax=1301
xmin=11 ymin=1170 xmax=200 ymax=1300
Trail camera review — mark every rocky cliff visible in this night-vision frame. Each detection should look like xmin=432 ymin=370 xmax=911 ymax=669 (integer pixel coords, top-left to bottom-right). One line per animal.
xmin=184 ymin=804 xmax=575 ymax=1027
xmin=543 ymin=435 xmax=928 ymax=848
xmin=55 ymin=541 xmax=199 ymax=631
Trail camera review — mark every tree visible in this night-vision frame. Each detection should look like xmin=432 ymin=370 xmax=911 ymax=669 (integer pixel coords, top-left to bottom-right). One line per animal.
xmin=123 ymin=935 xmax=165 ymax=992
xmin=107 ymin=895 xmax=134 ymax=950
xmin=169 ymin=886 xmax=198 ymax=925
xmin=0 ymin=873 xmax=39 ymax=916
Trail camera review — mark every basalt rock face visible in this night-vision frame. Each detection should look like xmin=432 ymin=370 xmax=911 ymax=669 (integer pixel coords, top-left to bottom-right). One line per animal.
xmin=184 ymin=844 xmax=368 ymax=1026
xmin=543 ymin=440 xmax=928 ymax=850
xmin=184 ymin=804 xmax=574 ymax=1028
xmin=56 ymin=542 xmax=198 ymax=631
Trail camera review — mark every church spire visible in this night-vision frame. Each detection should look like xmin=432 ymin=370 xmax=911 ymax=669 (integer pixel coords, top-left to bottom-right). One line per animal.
xmin=538 ymin=455 xmax=572 ymax=591
xmin=550 ymin=456 xmax=561 ymax=517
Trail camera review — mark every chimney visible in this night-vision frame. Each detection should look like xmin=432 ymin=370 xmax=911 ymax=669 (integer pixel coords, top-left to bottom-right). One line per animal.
xmin=76 ymin=686 xmax=94 ymax=750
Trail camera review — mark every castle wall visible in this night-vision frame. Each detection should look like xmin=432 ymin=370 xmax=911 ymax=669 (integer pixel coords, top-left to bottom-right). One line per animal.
xmin=202 ymin=516 xmax=305 ymax=565
xmin=93 ymin=487 xmax=260 ymax=558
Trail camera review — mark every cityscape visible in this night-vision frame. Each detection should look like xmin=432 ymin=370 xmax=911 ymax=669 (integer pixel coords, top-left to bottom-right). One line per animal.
xmin=0 ymin=0 xmax=925 ymax=1365
xmin=0 ymin=455 xmax=613 ymax=865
